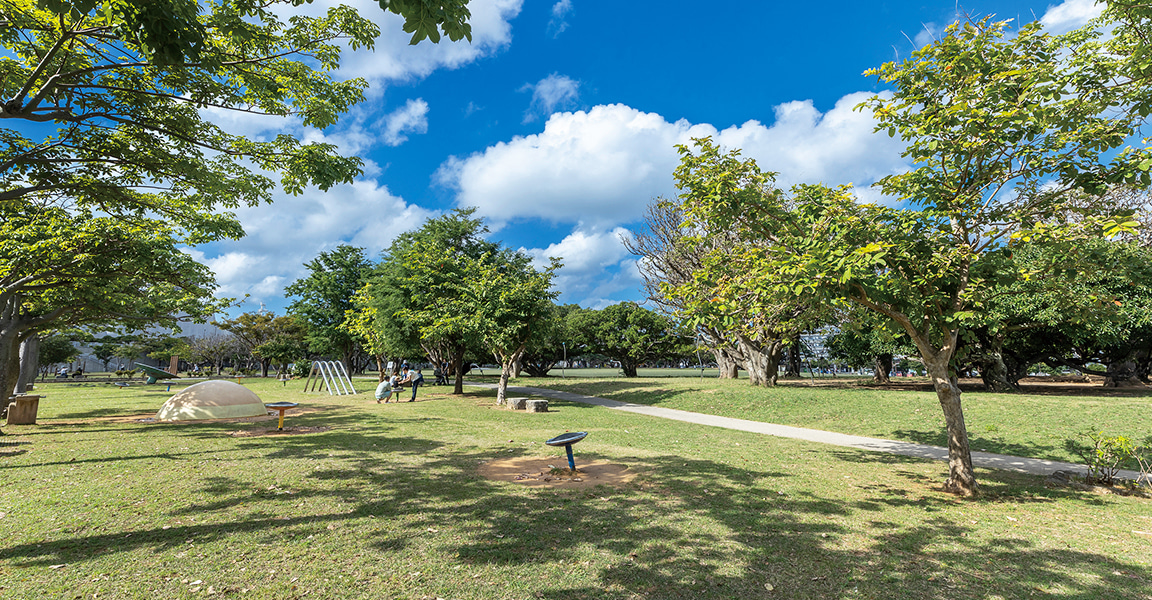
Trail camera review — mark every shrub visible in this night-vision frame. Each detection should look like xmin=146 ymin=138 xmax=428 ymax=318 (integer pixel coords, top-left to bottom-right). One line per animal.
xmin=292 ymin=362 xmax=311 ymax=378
xmin=1068 ymin=430 xmax=1139 ymax=486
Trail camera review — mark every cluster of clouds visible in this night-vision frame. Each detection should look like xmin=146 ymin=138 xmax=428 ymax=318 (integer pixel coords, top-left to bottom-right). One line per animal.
xmin=200 ymin=0 xmax=1107 ymax=313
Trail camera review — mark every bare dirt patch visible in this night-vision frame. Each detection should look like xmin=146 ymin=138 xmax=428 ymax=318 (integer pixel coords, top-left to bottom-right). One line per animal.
xmin=478 ymin=456 xmax=639 ymax=489
xmin=111 ymin=405 xmax=326 ymax=425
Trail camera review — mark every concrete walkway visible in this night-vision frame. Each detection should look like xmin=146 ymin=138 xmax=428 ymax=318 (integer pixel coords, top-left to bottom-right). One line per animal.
xmin=471 ymin=382 xmax=1146 ymax=481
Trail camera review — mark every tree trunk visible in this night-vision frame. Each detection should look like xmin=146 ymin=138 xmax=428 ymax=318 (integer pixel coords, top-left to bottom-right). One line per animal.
xmin=496 ymin=348 xmax=525 ymax=405
xmin=375 ymin=355 xmax=386 ymax=382
xmin=451 ymin=344 xmax=466 ymax=395
xmin=713 ymin=347 xmax=741 ymax=379
xmin=1103 ymin=357 xmax=1146 ymax=388
xmin=1 ymin=331 xmax=23 ymax=416
xmin=520 ymin=356 xmax=555 ymax=377
xmin=783 ymin=335 xmax=802 ymax=378
xmin=738 ymin=336 xmax=783 ymax=387
xmin=513 ymin=355 xmax=522 ymax=379
xmin=873 ymin=353 xmax=892 ymax=384
xmin=621 ymin=361 xmax=638 ymax=377
xmin=923 ymin=351 xmax=978 ymax=496
xmin=976 ymin=350 xmax=1019 ymax=392
xmin=17 ymin=334 xmax=40 ymax=394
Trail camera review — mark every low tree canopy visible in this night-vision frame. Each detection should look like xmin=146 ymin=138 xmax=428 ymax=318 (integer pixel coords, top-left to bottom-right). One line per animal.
xmin=569 ymin=302 xmax=690 ymax=378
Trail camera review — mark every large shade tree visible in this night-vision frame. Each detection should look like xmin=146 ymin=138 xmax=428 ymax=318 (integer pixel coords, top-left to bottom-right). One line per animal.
xmin=218 ymin=312 xmax=303 ymax=377
xmin=679 ymin=18 xmax=1151 ymax=495
xmin=362 ymin=209 xmax=500 ymax=394
xmin=660 ymin=141 xmax=831 ymax=386
xmin=0 ymin=208 xmax=219 ymax=405
xmin=626 ymin=201 xmax=745 ymax=379
xmin=0 ymin=0 xmax=474 ymax=407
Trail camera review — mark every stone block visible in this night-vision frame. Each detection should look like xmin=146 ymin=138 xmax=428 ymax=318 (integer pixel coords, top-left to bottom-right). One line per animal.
xmin=6 ymin=395 xmax=41 ymax=425
xmin=525 ymin=399 xmax=549 ymax=413
xmin=507 ymin=397 xmax=527 ymax=410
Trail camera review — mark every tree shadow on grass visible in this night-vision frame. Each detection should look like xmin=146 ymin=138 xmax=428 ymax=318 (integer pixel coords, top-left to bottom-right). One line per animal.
xmin=889 ymin=428 xmax=1071 ymax=464
xmin=492 ymin=380 xmax=690 ymax=408
xmin=3 ymin=430 xmax=1149 ymax=599
xmin=50 ymin=407 xmax=151 ymax=420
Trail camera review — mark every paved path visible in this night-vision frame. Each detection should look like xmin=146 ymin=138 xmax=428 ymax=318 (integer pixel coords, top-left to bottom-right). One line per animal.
xmin=471 ymin=382 xmax=1146 ymax=481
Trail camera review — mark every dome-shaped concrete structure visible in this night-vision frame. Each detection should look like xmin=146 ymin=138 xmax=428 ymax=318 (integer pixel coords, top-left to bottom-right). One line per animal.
xmin=156 ymin=380 xmax=267 ymax=421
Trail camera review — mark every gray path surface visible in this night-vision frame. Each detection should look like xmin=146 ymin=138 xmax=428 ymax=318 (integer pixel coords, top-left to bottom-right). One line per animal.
xmin=471 ymin=382 xmax=1145 ymax=481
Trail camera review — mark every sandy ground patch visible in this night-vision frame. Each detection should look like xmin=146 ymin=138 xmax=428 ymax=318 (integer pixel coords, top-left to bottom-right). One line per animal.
xmin=478 ymin=456 xmax=639 ymax=489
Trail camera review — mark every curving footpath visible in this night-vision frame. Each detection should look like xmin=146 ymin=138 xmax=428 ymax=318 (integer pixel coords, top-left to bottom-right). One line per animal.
xmin=469 ymin=382 xmax=1145 ymax=481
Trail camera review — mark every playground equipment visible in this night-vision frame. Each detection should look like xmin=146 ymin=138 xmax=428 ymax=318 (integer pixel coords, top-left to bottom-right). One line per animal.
xmin=156 ymin=380 xmax=266 ymax=421
xmin=545 ymin=431 xmax=588 ymax=471
xmin=265 ymin=402 xmax=298 ymax=431
xmin=303 ymin=361 xmax=357 ymax=395
xmin=138 ymin=363 xmax=180 ymax=385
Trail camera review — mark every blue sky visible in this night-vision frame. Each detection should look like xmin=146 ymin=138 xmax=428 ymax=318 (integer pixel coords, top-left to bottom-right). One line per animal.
xmin=191 ymin=0 xmax=1103 ymax=316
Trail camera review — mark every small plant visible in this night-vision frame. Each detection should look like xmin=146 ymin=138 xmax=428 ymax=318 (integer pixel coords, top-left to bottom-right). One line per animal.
xmin=1068 ymin=430 xmax=1139 ymax=486
xmin=1136 ymin=438 xmax=1152 ymax=490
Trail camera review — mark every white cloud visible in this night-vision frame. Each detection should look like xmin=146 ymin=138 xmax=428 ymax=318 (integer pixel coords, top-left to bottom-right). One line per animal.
xmin=200 ymin=0 xmax=522 ymax=157
xmin=380 ymin=98 xmax=430 ymax=146
xmin=323 ymin=0 xmax=524 ymax=85
xmin=438 ymin=93 xmax=908 ymax=228
xmin=548 ymin=0 xmax=573 ymax=37
xmin=195 ymin=179 xmax=438 ymax=311
xmin=521 ymin=73 xmax=580 ymax=122
xmin=521 ymin=227 xmax=639 ymax=304
xmin=1041 ymin=0 xmax=1103 ymax=34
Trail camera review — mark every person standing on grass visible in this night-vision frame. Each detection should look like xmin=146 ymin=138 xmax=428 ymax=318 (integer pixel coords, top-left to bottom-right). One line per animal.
xmin=401 ymin=366 xmax=423 ymax=402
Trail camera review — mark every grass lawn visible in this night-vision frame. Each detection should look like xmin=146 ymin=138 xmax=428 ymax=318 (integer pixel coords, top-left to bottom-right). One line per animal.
xmin=504 ymin=374 xmax=1152 ymax=467
xmin=1 ymin=377 xmax=1149 ymax=599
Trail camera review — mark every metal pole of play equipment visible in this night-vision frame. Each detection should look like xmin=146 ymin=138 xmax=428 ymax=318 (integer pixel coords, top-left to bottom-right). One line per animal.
xmin=333 ymin=361 xmax=356 ymax=394
xmin=304 ymin=361 xmax=357 ymax=396
xmin=545 ymin=432 xmax=588 ymax=471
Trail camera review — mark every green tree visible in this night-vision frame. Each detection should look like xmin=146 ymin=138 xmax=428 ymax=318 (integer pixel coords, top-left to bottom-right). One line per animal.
xmin=519 ymin=303 xmax=582 ymax=377
xmin=285 ymin=246 xmax=374 ymax=372
xmin=626 ymin=201 xmax=744 ymax=379
xmin=112 ymin=340 xmax=143 ymax=371
xmin=362 ymin=209 xmax=499 ymax=394
xmin=0 ymin=208 xmax=219 ymax=403
xmin=142 ymin=335 xmax=191 ymax=370
xmin=1 ymin=0 xmax=473 ymax=403
xmin=340 ymin=290 xmax=398 ymax=381
xmin=254 ymin=316 xmax=308 ymax=378
xmin=663 ymin=140 xmax=831 ymax=386
xmin=37 ymin=334 xmax=79 ymax=373
xmin=987 ymin=241 xmax=1152 ymax=387
xmin=468 ymin=255 xmax=559 ymax=403
xmin=2 ymin=0 xmax=470 ymax=216
xmin=219 ymin=312 xmax=302 ymax=377
xmin=569 ymin=303 xmax=690 ymax=378
xmin=825 ymin=312 xmax=910 ymax=384
xmin=680 ymin=19 xmax=1150 ymax=495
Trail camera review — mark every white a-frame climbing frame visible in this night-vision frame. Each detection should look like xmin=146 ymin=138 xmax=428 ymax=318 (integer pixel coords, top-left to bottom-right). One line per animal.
xmin=303 ymin=360 xmax=357 ymax=395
